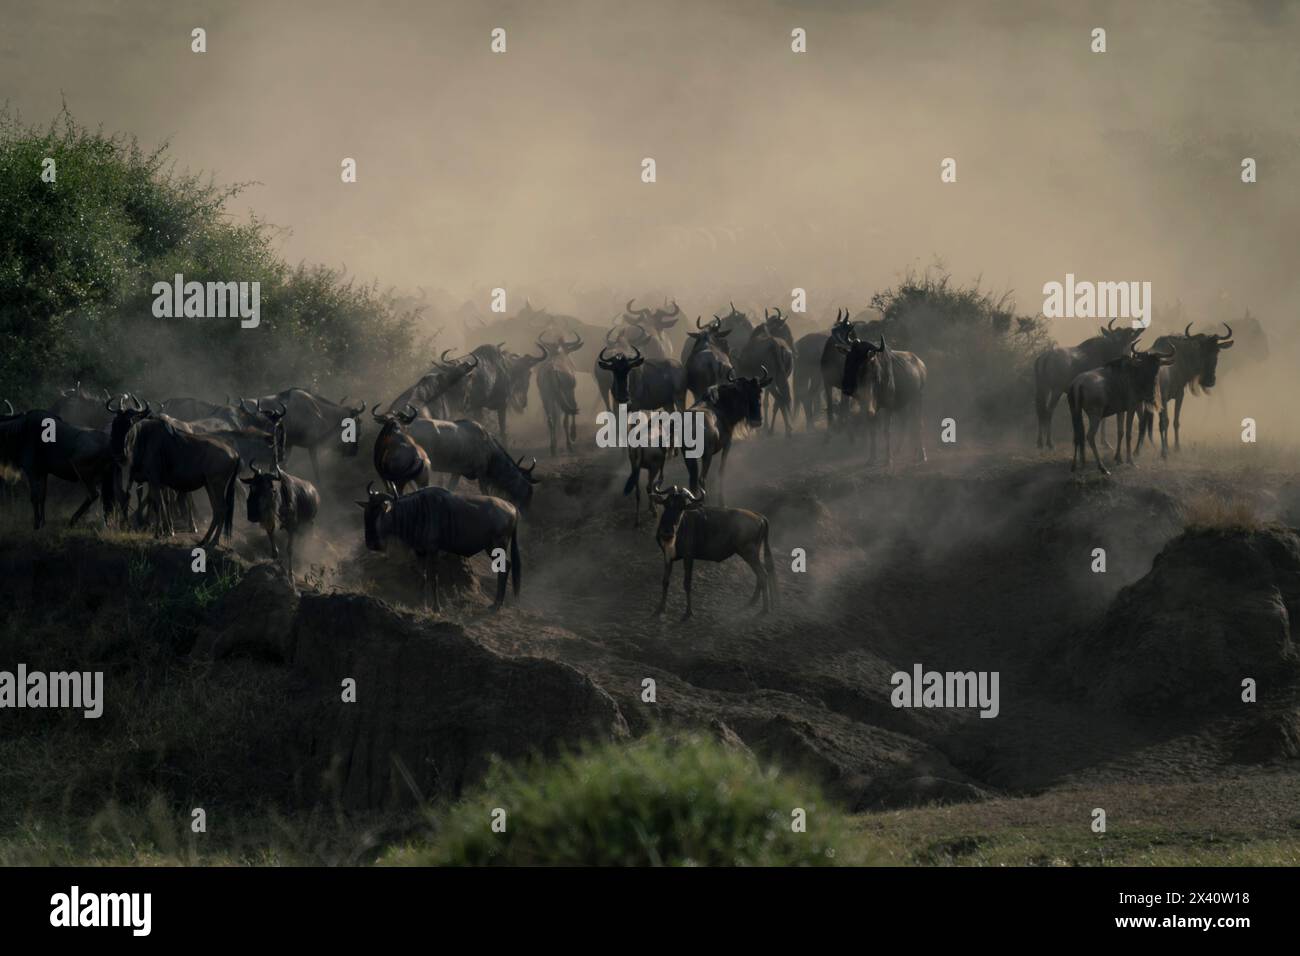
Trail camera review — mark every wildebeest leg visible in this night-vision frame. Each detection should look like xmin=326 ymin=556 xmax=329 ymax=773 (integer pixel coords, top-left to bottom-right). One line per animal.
xmin=1173 ymin=396 xmax=1183 ymax=451
xmin=265 ymin=527 xmax=279 ymax=560
xmin=685 ymin=454 xmax=701 ymax=497
xmin=681 ymin=556 xmax=694 ymax=620
xmin=655 ymin=559 xmax=672 ymax=616
xmin=286 ymin=532 xmax=295 ymax=575
xmin=1112 ymin=415 xmax=1125 ymax=465
xmin=914 ymin=396 xmax=927 ymax=463
xmin=1124 ymin=411 xmax=1136 ymax=465
xmin=1043 ymin=390 xmax=1064 ymax=449
xmin=423 ymin=551 xmax=441 ymax=612
xmin=823 ymin=385 xmax=835 ymax=441
xmin=1087 ymin=414 xmax=1110 ymax=476
xmin=1158 ymin=403 xmax=1170 ymax=459
xmin=28 ymin=472 xmax=46 ymax=529
xmin=742 ymin=550 xmax=768 ymax=613
xmin=497 ymin=407 xmax=508 ymax=444
xmin=567 ymin=412 xmax=577 ymax=451
xmin=68 ymin=475 xmax=99 ymax=527
xmin=182 ymin=493 xmax=197 ymax=533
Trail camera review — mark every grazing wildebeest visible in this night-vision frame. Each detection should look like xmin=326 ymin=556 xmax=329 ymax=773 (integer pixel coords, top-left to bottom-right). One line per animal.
xmin=1136 ymin=322 xmax=1235 ymax=459
xmin=253 ymin=389 xmax=368 ymax=482
xmin=684 ymin=367 xmax=771 ymax=506
xmin=404 ymin=416 xmax=539 ymax=510
xmin=597 ymin=344 xmax=688 ymax=415
xmin=736 ymin=308 xmax=795 ymax=436
xmin=0 ymin=409 xmax=116 ymax=529
xmin=372 ymin=404 xmax=433 ymax=495
xmin=386 ymin=351 xmax=479 ymax=420
xmin=241 ymin=460 xmax=320 ymax=572
xmin=536 ymin=333 xmax=583 ymax=456
xmin=111 ymin=409 xmax=241 ymax=544
xmin=794 ymin=330 xmax=829 ymax=428
xmin=51 ymin=384 xmax=116 ymax=430
xmin=649 ymin=485 xmax=776 ymax=619
xmin=1068 ymin=344 xmax=1177 ymax=474
xmin=837 ymin=331 xmax=929 ymax=465
xmin=682 ymin=315 xmax=735 ymax=405
xmin=1034 ymin=319 xmax=1145 ymax=448
xmin=357 ymin=483 xmax=521 ymax=612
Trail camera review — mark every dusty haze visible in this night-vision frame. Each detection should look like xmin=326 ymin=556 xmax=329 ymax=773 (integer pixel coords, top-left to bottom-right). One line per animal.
xmin=4 ymin=0 xmax=1297 ymax=324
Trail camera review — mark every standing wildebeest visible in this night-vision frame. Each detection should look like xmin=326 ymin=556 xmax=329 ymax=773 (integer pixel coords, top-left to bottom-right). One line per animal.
xmin=110 ymin=408 xmax=241 ymax=544
xmin=372 ymin=405 xmax=433 ymax=495
xmin=358 ymin=483 xmax=521 ymax=611
xmin=682 ymin=302 xmax=753 ymax=363
xmin=837 ymin=332 xmax=929 ymax=465
xmin=1068 ymin=344 xmax=1176 ymax=474
xmin=682 ymin=315 xmax=735 ymax=405
xmin=459 ymin=343 xmax=533 ymax=442
xmin=1034 ymin=319 xmax=1145 ymax=448
xmin=536 ymin=334 xmax=583 ymax=456
xmin=1136 ymin=322 xmax=1235 ymax=459
xmin=649 ymin=485 xmax=776 ymax=619
xmin=819 ymin=310 xmax=860 ymax=437
xmin=622 ymin=415 xmax=671 ymax=528
xmin=794 ymin=330 xmax=829 ymax=429
xmin=736 ymin=308 xmax=795 ymax=436
xmin=405 ymin=416 xmax=539 ymax=510
xmin=597 ymin=344 xmax=688 ymax=414
xmin=623 ymin=298 xmax=681 ymax=359
xmin=253 ymin=389 xmax=368 ymax=482
xmin=386 ymin=351 xmax=479 ymax=420
xmin=684 ymin=367 xmax=770 ymax=506
xmin=241 ymin=460 xmax=320 ymax=572
xmin=0 ymin=409 xmax=116 ymax=529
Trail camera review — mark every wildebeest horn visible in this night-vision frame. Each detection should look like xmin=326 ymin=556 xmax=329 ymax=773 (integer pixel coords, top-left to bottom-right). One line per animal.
xmin=372 ymin=407 xmax=388 ymax=422
xmin=104 ymin=395 xmax=118 ymax=412
xmin=1218 ymin=322 xmax=1233 ymax=340
xmin=534 ymin=341 xmax=550 ymax=361
xmin=771 ymin=307 xmax=783 ymax=322
xmin=598 ymin=346 xmax=617 ymax=367
xmin=496 ymin=342 xmax=506 ymax=352
xmin=726 ymin=367 xmax=736 ymax=382
xmin=1184 ymin=322 xmax=1194 ymax=337
xmin=440 ymin=349 xmax=457 ymax=366
xmin=629 ymin=344 xmax=644 ymax=366
xmin=758 ymin=365 xmax=772 ymax=386
xmin=130 ymin=393 xmax=144 ymax=411
xmin=1107 ymin=317 xmax=1116 ymax=330
xmin=605 ymin=325 xmax=621 ymax=344
xmin=463 ymin=354 xmax=479 ymax=370
xmin=566 ymin=333 xmax=583 ymax=353
xmin=4 ymin=399 xmax=13 ymax=415
xmin=366 ymin=481 xmax=376 ymax=495
xmin=352 ymin=401 xmax=367 ymax=415
xmin=101 ymin=388 xmax=112 ymax=401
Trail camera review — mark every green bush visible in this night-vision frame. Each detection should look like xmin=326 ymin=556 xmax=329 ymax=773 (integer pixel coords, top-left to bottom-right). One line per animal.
xmin=0 ymin=105 xmax=425 ymax=405
xmin=393 ymin=733 xmax=852 ymax=866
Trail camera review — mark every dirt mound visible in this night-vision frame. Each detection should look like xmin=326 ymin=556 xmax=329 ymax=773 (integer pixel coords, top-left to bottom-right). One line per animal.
xmin=193 ymin=561 xmax=300 ymax=662
xmin=338 ymin=542 xmax=487 ymax=609
xmin=291 ymin=593 xmax=628 ymax=808
xmin=1075 ymin=528 xmax=1300 ymax=719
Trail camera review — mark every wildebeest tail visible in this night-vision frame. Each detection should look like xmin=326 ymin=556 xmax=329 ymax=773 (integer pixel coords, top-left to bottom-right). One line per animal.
xmin=762 ymin=516 xmax=777 ymax=606
xmin=510 ymin=524 xmax=521 ymax=596
xmin=222 ymin=460 xmax=239 ymax=541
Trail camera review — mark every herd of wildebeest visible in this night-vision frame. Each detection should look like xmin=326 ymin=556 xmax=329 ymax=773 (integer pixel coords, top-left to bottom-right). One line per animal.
xmin=0 ymin=299 xmax=1237 ymax=616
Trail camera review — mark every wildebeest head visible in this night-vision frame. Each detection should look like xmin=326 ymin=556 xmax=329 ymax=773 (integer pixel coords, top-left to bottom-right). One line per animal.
xmin=685 ymin=315 xmax=733 ymax=356
xmin=713 ymin=367 xmax=770 ymax=428
xmin=650 ymin=483 xmax=706 ymax=552
xmin=334 ymin=397 xmax=368 ymax=457
xmin=356 ymin=481 xmax=396 ymax=551
xmin=835 ymin=331 xmax=883 ymax=398
xmin=762 ymin=307 xmax=788 ymax=336
xmin=1179 ymin=322 xmax=1234 ymax=390
xmin=1117 ymin=343 xmax=1178 ymax=407
xmin=240 ymin=459 xmax=281 ymax=526
xmin=246 ymin=399 xmax=289 ymax=463
xmin=489 ymin=451 xmax=540 ymax=511
xmin=1098 ymin=316 xmax=1145 ymax=352
xmin=597 ymin=345 xmax=645 ymax=404
xmin=506 ymin=342 xmax=549 ymax=410
xmin=106 ymin=393 xmax=152 ymax=463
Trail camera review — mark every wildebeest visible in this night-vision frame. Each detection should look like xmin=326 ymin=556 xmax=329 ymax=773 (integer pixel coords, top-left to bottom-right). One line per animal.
xmin=385 ymin=351 xmax=479 ymax=420
xmin=837 ymin=330 xmax=929 ymax=465
xmin=818 ymin=310 xmax=859 ymax=436
xmin=794 ymin=330 xmax=829 ymax=428
xmin=682 ymin=315 xmax=735 ymax=405
xmin=51 ymin=383 xmax=116 ymax=430
xmin=684 ymin=367 xmax=771 ymax=506
xmin=1136 ymin=322 xmax=1234 ymax=458
xmin=535 ymin=333 xmax=583 ymax=456
xmin=358 ymin=483 xmax=521 ymax=611
xmin=622 ymin=415 xmax=672 ymax=527
xmin=736 ymin=308 xmax=795 ymax=436
xmin=459 ymin=343 xmax=537 ymax=442
xmin=372 ymin=405 xmax=433 ymax=495
xmin=252 ymin=389 xmax=368 ymax=481
xmin=597 ymin=344 xmax=688 ymax=414
xmin=503 ymin=342 xmax=552 ymax=416
xmin=404 ymin=416 xmax=539 ymax=510
xmin=109 ymin=405 xmax=241 ymax=544
xmin=623 ymin=298 xmax=681 ymax=360
xmin=1068 ymin=344 xmax=1177 ymax=474
xmin=1034 ymin=319 xmax=1145 ymax=448
xmin=0 ymin=409 xmax=116 ymax=529
xmin=649 ymin=484 xmax=776 ymax=619
xmin=682 ymin=302 xmax=753 ymax=363
xmin=241 ymin=460 xmax=320 ymax=572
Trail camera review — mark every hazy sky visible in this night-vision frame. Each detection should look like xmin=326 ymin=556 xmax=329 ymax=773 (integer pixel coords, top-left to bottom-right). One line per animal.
xmin=4 ymin=0 xmax=1298 ymax=322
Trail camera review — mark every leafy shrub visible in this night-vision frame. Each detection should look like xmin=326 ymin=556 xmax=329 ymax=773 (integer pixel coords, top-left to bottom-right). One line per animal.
xmin=395 ymin=733 xmax=852 ymax=866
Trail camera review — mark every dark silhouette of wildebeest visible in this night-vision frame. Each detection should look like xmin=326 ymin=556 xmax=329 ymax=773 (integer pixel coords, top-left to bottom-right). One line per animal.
xmin=793 ymin=330 xmax=829 ymax=429
xmin=682 ymin=315 xmax=735 ymax=405
xmin=819 ymin=309 xmax=861 ymax=437
xmin=404 ymin=416 xmax=539 ymax=510
xmin=241 ymin=460 xmax=319 ymax=572
xmin=649 ymin=484 xmax=776 ymax=619
xmin=385 ymin=350 xmax=479 ymax=420
xmin=372 ymin=404 xmax=433 ymax=495
xmin=459 ymin=343 xmax=540 ymax=443
xmin=1135 ymin=322 xmax=1234 ymax=459
xmin=536 ymin=333 xmax=584 ymax=456
xmin=837 ymin=330 xmax=929 ymax=465
xmin=683 ymin=302 xmax=753 ymax=363
xmin=0 ymin=409 xmax=116 ymax=529
xmin=684 ymin=367 xmax=771 ymax=506
xmin=595 ymin=321 xmax=643 ymax=410
xmin=1034 ymin=319 xmax=1145 ymax=449
xmin=110 ymin=406 xmax=241 ymax=544
xmin=623 ymin=298 xmax=681 ymax=359
xmin=51 ymin=383 xmax=115 ymax=430
xmin=1068 ymin=344 xmax=1176 ymax=474
xmin=358 ymin=482 xmax=521 ymax=612
xmin=736 ymin=308 xmax=795 ymax=436
xmin=252 ymin=389 xmax=367 ymax=482
xmin=597 ymin=344 xmax=688 ymax=414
